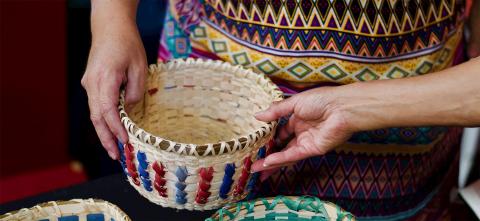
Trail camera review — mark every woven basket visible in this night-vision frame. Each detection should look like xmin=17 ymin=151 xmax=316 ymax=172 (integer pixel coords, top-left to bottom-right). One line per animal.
xmin=207 ymin=196 xmax=356 ymax=221
xmin=117 ymin=58 xmax=283 ymax=210
xmin=0 ymin=199 xmax=131 ymax=221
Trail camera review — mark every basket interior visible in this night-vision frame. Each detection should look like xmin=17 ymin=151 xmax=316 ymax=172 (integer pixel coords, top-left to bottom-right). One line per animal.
xmin=128 ymin=63 xmax=275 ymax=145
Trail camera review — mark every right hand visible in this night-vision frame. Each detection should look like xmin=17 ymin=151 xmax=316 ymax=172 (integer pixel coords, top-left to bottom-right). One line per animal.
xmin=81 ymin=20 xmax=147 ymax=160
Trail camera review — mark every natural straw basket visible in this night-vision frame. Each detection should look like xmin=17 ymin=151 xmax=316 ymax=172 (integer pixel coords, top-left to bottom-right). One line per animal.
xmin=117 ymin=58 xmax=283 ymax=210
xmin=0 ymin=199 xmax=131 ymax=221
xmin=207 ymin=196 xmax=356 ymax=221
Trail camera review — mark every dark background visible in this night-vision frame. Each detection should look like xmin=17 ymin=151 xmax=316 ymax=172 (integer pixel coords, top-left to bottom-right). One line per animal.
xmin=67 ymin=0 xmax=166 ymax=178
xmin=0 ymin=0 xmax=165 ymax=202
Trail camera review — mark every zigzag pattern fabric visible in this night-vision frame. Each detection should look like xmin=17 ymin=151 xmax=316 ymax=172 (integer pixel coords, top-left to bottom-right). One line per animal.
xmin=258 ymin=127 xmax=461 ymax=219
xmin=203 ymin=0 xmax=456 ymax=57
xmin=158 ymin=0 xmax=466 ymax=220
xmin=182 ymin=0 xmax=465 ymax=89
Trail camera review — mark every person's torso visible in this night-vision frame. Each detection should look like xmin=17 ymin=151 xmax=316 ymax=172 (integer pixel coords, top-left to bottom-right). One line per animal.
xmin=168 ymin=0 xmax=465 ymax=93
xmin=160 ymin=0 xmax=466 ymax=219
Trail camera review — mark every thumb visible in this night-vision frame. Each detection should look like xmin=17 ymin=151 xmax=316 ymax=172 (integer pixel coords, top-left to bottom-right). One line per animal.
xmin=255 ymin=97 xmax=296 ymax=122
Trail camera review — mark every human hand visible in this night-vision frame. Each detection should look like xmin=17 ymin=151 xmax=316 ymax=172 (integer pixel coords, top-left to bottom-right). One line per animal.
xmin=81 ymin=16 xmax=147 ymax=159
xmin=251 ymin=87 xmax=358 ymax=172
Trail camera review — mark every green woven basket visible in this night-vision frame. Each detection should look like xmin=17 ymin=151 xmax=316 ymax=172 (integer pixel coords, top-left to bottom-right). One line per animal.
xmin=206 ymin=196 xmax=355 ymax=221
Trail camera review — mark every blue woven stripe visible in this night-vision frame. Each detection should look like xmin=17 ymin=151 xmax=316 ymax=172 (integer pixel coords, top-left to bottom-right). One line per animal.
xmin=137 ymin=151 xmax=153 ymax=192
xmin=58 ymin=216 xmax=79 ymax=221
xmin=219 ymin=163 xmax=236 ymax=199
xmin=86 ymin=213 xmax=105 ymax=221
xmin=117 ymin=141 xmax=128 ymax=176
xmin=246 ymin=147 xmax=267 ymax=200
xmin=175 ymin=166 xmax=188 ymax=204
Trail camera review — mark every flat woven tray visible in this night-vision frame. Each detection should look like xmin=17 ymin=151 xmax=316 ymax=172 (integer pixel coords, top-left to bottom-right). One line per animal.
xmin=0 ymin=199 xmax=131 ymax=221
xmin=118 ymin=58 xmax=283 ymax=210
xmin=207 ymin=196 xmax=356 ymax=221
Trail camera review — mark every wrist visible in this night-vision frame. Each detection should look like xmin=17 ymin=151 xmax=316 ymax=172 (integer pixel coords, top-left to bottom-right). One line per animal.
xmin=333 ymin=82 xmax=392 ymax=132
xmin=91 ymin=0 xmax=138 ymax=20
xmin=91 ymin=0 xmax=139 ymax=42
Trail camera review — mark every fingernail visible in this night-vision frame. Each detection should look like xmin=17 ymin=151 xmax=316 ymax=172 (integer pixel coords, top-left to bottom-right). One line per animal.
xmin=263 ymin=162 xmax=269 ymax=167
xmin=255 ymin=110 xmax=266 ymax=117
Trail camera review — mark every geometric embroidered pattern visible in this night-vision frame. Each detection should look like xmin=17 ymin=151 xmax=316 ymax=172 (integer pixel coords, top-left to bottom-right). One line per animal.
xmin=232 ymin=52 xmax=251 ymax=65
xmin=349 ymin=127 xmax=449 ymax=145
xmin=186 ymin=0 xmax=465 ymax=86
xmin=321 ymin=64 xmax=348 ymax=80
xmin=202 ymin=0 xmax=459 ymax=59
xmin=386 ymin=66 xmax=410 ymax=79
xmin=209 ymin=0 xmax=455 ymax=33
xmin=256 ymin=59 xmax=280 ymax=75
xmin=288 ymin=62 xmax=314 ymax=79
xmin=211 ymin=40 xmax=228 ymax=53
xmin=416 ymin=61 xmax=434 ymax=75
xmin=258 ymin=127 xmax=462 ymax=218
xmin=355 ymin=68 xmax=379 ymax=81
xmin=191 ymin=20 xmax=463 ymax=86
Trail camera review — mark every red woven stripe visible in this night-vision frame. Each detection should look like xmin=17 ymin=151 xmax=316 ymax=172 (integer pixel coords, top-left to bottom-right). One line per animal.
xmin=124 ymin=143 xmax=140 ymax=186
xmin=152 ymin=162 xmax=168 ymax=197
xmin=234 ymin=156 xmax=252 ymax=196
xmin=195 ymin=167 xmax=214 ymax=204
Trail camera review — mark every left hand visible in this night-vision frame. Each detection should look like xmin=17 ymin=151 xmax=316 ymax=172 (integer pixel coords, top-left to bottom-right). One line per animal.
xmin=251 ymin=87 xmax=357 ymax=172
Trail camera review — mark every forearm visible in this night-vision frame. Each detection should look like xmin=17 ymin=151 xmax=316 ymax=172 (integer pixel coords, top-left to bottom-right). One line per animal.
xmin=90 ymin=0 xmax=139 ymax=43
xmin=343 ymin=57 xmax=480 ymax=130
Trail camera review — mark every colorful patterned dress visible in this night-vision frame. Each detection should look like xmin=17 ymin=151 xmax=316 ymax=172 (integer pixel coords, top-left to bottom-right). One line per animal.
xmin=158 ymin=0 xmax=466 ymax=220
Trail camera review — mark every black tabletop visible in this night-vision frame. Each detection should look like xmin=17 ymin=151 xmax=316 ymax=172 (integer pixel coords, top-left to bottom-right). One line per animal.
xmin=0 ymin=173 xmax=215 ymax=221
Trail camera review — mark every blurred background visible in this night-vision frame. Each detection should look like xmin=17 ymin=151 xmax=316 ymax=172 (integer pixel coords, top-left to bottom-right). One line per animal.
xmin=0 ymin=0 xmax=165 ymax=203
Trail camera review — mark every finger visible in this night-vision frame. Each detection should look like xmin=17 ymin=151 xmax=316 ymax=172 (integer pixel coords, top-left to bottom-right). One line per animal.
xmin=296 ymin=130 xmax=319 ymax=154
xmin=125 ymin=64 xmax=147 ymax=106
xmin=84 ymin=77 xmax=120 ymax=159
xmin=263 ymin=136 xmax=316 ymax=167
xmin=262 ymin=145 xmax=311 ymax=168
xmin=259 ymin=162 xmax=296 ymax=181
xmin=260 ymin=166 xmax=278 ymax=181
xmin=252 ymin=138 xmax=298 ymax=172
xmin=251 ymin=158 xmax=266 ymax=173
xmin=255 ymin=96 xmax=297 ymax=122
xmin=90 ymin=112 xmax=119 ymax=160
xmin=251 ymin=137 xmax=296 ymax=173
xmin=100 ymin=74 xmax=129 ymax=144
xmin=278 ymin=115 xmax=297 ymax=141
xmin=297 ymin=126 xmax=340 ymax=156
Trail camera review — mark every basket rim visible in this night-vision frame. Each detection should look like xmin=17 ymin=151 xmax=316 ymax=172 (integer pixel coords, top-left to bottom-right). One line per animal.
xmin=208 ymin=195 xmax=356 ymax=220
xmin=118 ymin=58 xmax=284 ymax=156
xmin=0 ymin=198 xmax=131 ymax=220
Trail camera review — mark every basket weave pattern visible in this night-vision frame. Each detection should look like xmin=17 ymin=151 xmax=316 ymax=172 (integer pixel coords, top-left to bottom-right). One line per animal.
xmin=118 ymin=59 xmax=283 ymax=210
xmin=0 ymin=199 xmax=131 ymax=221
xmin=207 ymin=196 xmax=356 ymax=221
